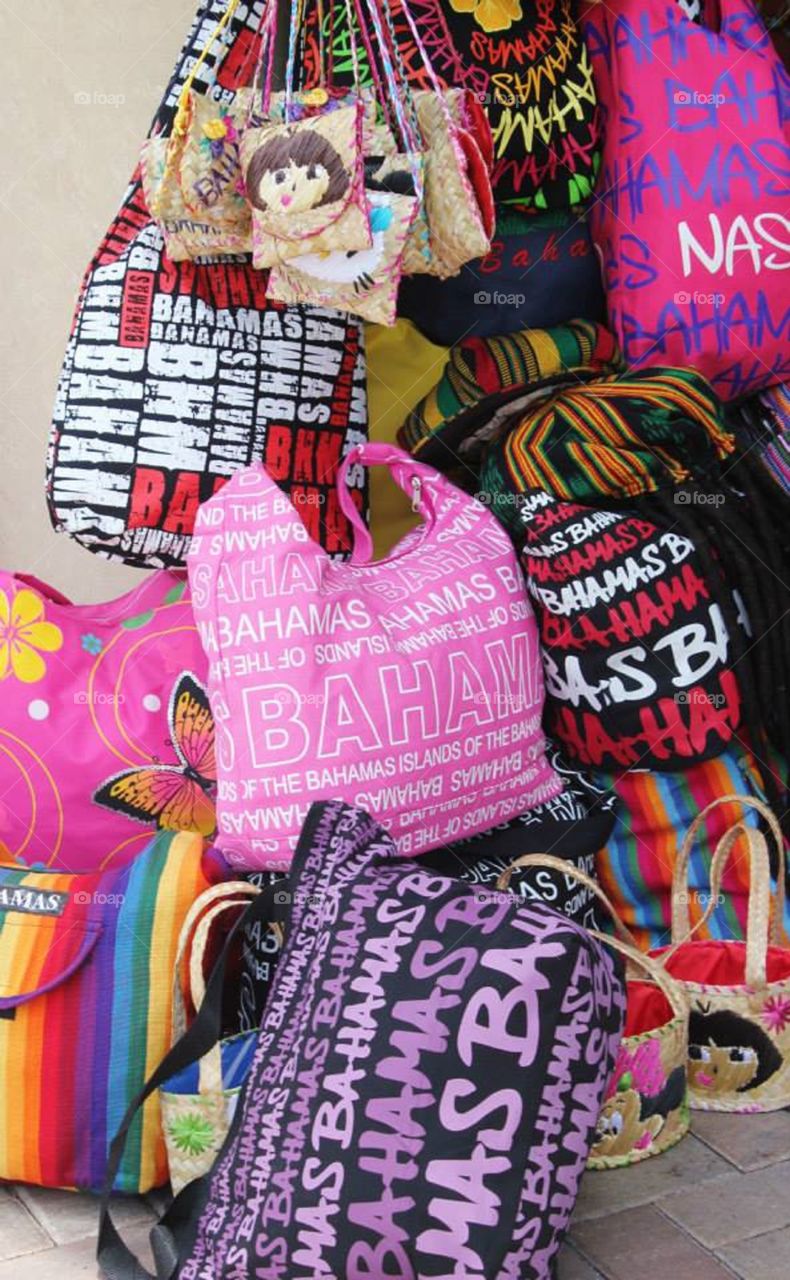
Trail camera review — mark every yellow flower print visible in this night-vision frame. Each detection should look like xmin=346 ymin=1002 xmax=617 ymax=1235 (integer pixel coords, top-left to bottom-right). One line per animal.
xmin=450 ymin=0 xmax=523 ymax=34
xmin=0 ymin=589 xmax=63 ymax=683
xmin=202 ymin=118 xmax=228 ymax=141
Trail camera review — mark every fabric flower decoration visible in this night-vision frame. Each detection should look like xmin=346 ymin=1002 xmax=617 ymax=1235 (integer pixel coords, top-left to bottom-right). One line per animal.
xmin=449 ymin=0 xmax=522 ymax=33
xmin=81 ymin=633 xmax=103 ymax=655
xmin=0 ymin=589 xmax=63 ymax=684
xmin=761 ymin=995 xmax=790 ymax=1035
xmin=202 ymin=117 xmax=228 ymax=142
xmin=167 ymin=1111 xmax=216 ymax=1156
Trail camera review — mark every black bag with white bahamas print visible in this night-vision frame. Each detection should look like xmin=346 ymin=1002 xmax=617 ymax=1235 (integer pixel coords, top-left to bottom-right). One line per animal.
xmin=46 ymin=0 xmax=368 ymax=570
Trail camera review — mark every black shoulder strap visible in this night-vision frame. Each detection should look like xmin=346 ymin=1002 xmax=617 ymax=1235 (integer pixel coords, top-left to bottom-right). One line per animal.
xmin=98 ymin=885 xmax=282 ymax=1280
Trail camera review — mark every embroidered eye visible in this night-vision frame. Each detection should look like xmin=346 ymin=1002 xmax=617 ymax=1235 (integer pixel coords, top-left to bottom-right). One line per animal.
xmin=689 ymin=1045 xmax=710 ymax=1062
xmin=273 ymin=170 xmax=287 ymax=185
xmin=729 ymin=1047 xmax=756 ymax=1063
xmin=609 ymin=1112 xmax=623 ymax=1135
xmin=306 ymin=164 xmax=326 ymax=181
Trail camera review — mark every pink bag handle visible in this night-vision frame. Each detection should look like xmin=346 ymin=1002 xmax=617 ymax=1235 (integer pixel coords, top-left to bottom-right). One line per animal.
xmin=336 ymin=442 xmax=438 ymax=564
xmin=12 ymin=575 xmax=72 ymax=605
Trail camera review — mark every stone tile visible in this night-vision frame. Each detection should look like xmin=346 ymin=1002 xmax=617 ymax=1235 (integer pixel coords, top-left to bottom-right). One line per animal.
xmin=557 ymin=1242 xmax=604 ymax=1278
xmin=660 ymin=1160 xmax=790 ymax=1248
xmin=572 ymin=1206 xmax=737 ymax=1280
xmin=0 ymin=1198 xmax=51 ymax=1260
xmin=0 ymin=1223 xmax=153 ymax=1278
xmin=692 ymin=1109 xmax=790 ymax=1172
xmin=573 ymin=1134 xmax=733 ymax=1222
xmin=15 ymin=1185 xmax=153 ymax=1246
xmin=718 ymin=1225 xmax=790 ymax=1279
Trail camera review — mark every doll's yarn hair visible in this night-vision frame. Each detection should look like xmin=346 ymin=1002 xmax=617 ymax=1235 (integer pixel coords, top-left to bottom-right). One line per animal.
xmin=246 ymin=130 xmax=349 ymax=211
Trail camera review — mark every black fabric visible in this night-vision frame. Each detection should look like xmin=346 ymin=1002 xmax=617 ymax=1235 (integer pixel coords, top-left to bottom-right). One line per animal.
xmin=397 ymin=209 xmax=605 ymax=345
xmin=165 ymin=801 xmax=624 ymax=1280
xmin=419 ymin=747 xmax=617 ymax=928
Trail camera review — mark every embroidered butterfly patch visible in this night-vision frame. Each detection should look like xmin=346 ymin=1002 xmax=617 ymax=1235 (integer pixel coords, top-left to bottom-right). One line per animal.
xmin=93 ymin=672 xmax=216 ymax=836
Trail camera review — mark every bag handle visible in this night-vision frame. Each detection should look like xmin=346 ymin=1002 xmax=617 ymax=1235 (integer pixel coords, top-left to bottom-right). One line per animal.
xmin=0 ymin=923 xmax=102 ymax=1011
xmin=661 ymin=822 xmax=775 ymax=989
xmin=171 ymin=883 xmax=264 ymax=1097
xmin=495 ymin=852 xmax=643 ymax=950
xmin=496 ymin=854 xmax=687 ymax=1022
xmin=12 ymin=574 xmax=72 ymax=605
xmin=670 ymin=794 xmax=785 ymax=946
xmin=336 ymin=442 xmax=438 ymax=564
xmin=98 ymin=884 xmax=285 ymax=1280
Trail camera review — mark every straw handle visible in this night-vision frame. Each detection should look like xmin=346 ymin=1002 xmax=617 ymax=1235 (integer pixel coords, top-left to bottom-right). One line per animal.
xmin=588 ymin=929 xmax=689 ymax=1025
xmin=496 ymin=853 xmax=642 ymax=950
xmin=495 ymin=855 xmax=687 ymax=1022
xmin=671 ymin=794 xmax=785 ymax=946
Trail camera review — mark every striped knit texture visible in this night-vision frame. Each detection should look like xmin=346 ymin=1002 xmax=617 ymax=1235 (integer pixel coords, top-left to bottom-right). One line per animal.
xmin=0 ymin=831 xmax=222 ymax=1192
xmin=398 ymin=320 xmax=622 ymax=456
xmin=594 ymin=748 xmax=790 ymax=952
xmin=482 ymin=367 xmax=734 ymax=505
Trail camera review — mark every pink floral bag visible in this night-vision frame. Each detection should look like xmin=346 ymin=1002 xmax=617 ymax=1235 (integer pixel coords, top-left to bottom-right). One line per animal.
xmin=0 ymin=571 xmax=214 ymax=872
xmin=187 ymin=442 xmax=561 ymax=870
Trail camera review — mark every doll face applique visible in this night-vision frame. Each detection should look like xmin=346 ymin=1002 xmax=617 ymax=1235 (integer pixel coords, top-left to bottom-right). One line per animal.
xmin=688 ymin=1043 xmax=759 ymax=1094
xmin=688 ymin=1010 xmax=783 ymax=1097
xmin=246 ymin=132 xmax=349 ymax=216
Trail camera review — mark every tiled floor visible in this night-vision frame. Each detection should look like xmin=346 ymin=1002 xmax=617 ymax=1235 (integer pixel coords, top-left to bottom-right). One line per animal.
xmin=2 ymin=1112 xmax=790 ymax=1277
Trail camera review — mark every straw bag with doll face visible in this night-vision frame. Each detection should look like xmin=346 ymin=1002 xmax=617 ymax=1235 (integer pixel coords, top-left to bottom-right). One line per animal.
xmin=502 ymin=854 xmax=691 ymax=1169
xmin=653 ymin=796 xmax=790 ymax=1113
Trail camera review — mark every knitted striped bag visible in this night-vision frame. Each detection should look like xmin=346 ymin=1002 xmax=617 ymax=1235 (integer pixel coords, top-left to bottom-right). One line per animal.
xmin=0 ymin=831 xmax=226 ymax=1192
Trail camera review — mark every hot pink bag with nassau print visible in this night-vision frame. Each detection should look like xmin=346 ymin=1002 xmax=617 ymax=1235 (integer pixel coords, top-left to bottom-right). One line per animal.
xmin=188 ymin=442 xmax=561 ymax=869
xmin=0 ymin=571 xmax=214 ymax=872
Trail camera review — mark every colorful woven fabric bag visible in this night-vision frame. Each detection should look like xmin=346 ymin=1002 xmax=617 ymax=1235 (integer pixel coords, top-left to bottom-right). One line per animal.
xmin=0 ymin=831 xmax=226 ymax=1192
xmin=595 ymin=747 xmax=790 ymax=950
xmin=581 ymin=0 xmax=790 ymax=400
xmin=0 ymin=570 xmax=212 ymax=873
xmin=652 ymin=797 xmax=790 ymax=1112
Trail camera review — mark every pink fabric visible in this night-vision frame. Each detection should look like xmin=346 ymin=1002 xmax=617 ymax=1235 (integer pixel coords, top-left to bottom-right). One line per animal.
xmin=0 ymin=571 xmax=207 ymax=871
xmin=188 ymin=443 xmax=561 ymax=869
xmin=582 ymin=0 xmax=790 ymax=400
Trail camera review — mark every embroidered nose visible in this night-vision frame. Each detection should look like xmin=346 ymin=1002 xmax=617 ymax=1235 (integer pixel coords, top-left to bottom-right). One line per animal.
xmin=281 ymin=195 xmax=292 ymax=207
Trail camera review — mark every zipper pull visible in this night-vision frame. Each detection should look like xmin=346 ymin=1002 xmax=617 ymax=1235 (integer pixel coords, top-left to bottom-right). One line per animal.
xmin=411 ymin=475 xmax=422 ymax=514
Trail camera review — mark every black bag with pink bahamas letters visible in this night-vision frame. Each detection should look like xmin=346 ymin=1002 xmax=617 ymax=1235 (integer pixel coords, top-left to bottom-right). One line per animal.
xmin=99 ymin=800 xmax=625 ymax=1280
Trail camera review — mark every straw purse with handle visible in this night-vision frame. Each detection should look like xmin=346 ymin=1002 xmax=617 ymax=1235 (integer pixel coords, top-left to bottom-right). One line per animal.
xmin=651 ymin=796 xmax=790 ymax=1113
xmin=160 ymin=882 xmax=282 ymax=1192
xmin=499 ymin=854 xmax=690 ymax=1168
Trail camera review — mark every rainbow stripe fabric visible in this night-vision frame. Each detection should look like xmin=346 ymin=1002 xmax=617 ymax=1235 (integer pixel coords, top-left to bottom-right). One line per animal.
xmin=0 ymin=831 xmax=225 ymax=1192
xmin=594 ymin=747 xmax=790 ymax=951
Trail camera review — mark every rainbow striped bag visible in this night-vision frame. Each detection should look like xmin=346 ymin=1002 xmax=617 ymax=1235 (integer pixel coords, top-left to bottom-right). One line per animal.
xmin=0 ymin=831 xmax=227 ymax=1193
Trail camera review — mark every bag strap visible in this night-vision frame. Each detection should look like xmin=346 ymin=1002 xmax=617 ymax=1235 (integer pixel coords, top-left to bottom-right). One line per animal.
xmin=495 ymin=852 xmax=642 ymax=950
xmin=336 ymin=442 xmax=439 ymax=563
xmin=671 ymin=794 xmax=786 ymax=946
xmin=496 ymin=854 xmax=687 ymax=1022
xmin=173 ymin=0 xmax=243 ymax=134
xmin=98 ymin=885 xmax=283 ymax=1280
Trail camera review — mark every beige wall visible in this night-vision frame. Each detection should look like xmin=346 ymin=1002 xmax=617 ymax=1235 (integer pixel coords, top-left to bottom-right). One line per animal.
xmin=0 ymin=2 xmax=194 ymax=600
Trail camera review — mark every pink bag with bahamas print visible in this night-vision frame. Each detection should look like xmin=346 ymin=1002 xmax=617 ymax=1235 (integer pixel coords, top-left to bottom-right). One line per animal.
xmin=0 ymin=571 xmax=215 ymax=872
xmin=187 ymin=442 xmax=561 ymax=870
xmin=582 ymin=0 xmax=790 ymax=399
